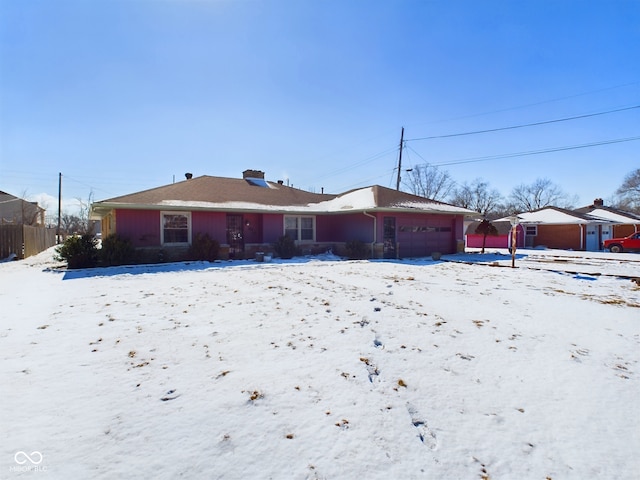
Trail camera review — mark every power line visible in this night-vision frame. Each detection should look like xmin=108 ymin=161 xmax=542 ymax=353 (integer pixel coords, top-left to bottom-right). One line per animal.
xmin=406 ymin=105 xmax=640 ymax=142
xmin=298 ymin=83 xmax=640 ymax=189
xmin=427 ymin=136 xmax=640 ymax=167
xmin=406 ymin=81 xmax=640 ymax=128
xmin=299 ymin=145 xmax=399 ymax=185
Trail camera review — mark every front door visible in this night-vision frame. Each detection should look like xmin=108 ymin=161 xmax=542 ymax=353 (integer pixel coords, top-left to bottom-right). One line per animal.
xmin=585 ymin=225 xmax=599 ymax=251
xmin=383 ymin=217 xmax=396 ymax=258
xmin=226 ymin=214 xmax=244 ymax=259
xmin=601 ymin=224 xmax=613 ymax=247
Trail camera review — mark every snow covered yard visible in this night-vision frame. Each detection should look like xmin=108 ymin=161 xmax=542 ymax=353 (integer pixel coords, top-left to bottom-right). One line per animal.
xmin=2 ymin=248 xmax=639 ymax=479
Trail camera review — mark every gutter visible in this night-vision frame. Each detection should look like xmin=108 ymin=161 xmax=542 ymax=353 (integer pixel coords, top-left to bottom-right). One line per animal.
xmin=363 ymin=211 xmax=377 ymax=258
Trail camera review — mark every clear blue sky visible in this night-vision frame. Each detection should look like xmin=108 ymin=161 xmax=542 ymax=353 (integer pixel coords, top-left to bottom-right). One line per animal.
xmin=1 ymin=0 xmax=639 ymax=218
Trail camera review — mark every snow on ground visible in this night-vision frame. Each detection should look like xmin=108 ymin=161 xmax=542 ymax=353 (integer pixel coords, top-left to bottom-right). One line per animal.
xmin=1 ymin=247 xmax=639 ymax=479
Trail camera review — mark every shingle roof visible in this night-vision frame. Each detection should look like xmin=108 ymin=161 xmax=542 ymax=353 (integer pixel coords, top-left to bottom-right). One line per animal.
xmin=97 ymin=175 xmax=333 ymax=208
xmin=93 ymin=175 xmax=476 ymax=216
xmin=574 ymin=204 xmax=640 ymax=224
xmin=496 ymin=206 xmax=607 ymax=225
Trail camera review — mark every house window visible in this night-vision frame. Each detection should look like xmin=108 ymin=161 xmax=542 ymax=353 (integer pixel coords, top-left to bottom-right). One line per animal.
xmin=284 ymin=215 xmax=315 ymax=242
xmin=525 ymin=225 xmax=537 ymax=236
xmin=161 ymin=212 xmax=191 ymax=244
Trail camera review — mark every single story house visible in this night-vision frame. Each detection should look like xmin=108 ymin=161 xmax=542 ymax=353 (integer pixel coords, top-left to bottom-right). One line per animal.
xmin=90 ymin=170 xmax=476 ymax=260
xmin=490 ymin=206 xmax=609 ymax=251
xmin=512 ymin=207 xmax=609 ymax=251
xmin=466 ymin=208 xmax=608 ymax=252
xmin=0 ymin=191 xmax=46 ymax=226
xmin=465 ymin=198 xmax=640 ymax=252
xmin=574 ymin=198 xmax=640 ymax=241
xmin=0 ymin=191 xmax=55 ymax=259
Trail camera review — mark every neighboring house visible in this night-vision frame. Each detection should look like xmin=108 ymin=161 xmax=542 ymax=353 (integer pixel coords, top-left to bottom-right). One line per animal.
xmin=90 ymin=170 xmax=476 ymax=260
xmin=494 ymin=206 xmax=610 ymax=251
xmin=574 ymin=198 xmax=640 ymax=242
xmin=0 ymin=191 xmax=45 ymax=225
xmin=466 ymin=199 xmax=640 ymax=253
xmin=0 ymin=191 xmax=55 ymax=259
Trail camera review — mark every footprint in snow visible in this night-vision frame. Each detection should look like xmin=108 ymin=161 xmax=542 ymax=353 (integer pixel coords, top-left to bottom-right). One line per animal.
xmin=360 ymin=357 xmax=380 ymax=383
xmin=161 ymin=389 xmax=181 ymax=401
xmin=406 ymin=403 xmax=437 ymax=450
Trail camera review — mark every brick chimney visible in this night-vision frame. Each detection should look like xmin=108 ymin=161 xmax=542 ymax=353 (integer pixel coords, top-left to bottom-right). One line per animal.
xmin=593 ymin=198 xmax=604 ymax=206
xmin=243 ymin=169 xmax=265 ymax=179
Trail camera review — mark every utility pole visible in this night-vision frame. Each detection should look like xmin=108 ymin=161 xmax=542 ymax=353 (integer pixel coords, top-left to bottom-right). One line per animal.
xmin=57 ymin=172 xmax=62 ymax=244
xmin=395 ymin=127 xmax=404 ymax=191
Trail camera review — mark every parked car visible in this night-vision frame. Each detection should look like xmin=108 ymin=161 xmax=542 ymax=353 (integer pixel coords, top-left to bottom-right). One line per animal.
xmin=603 ymin=232 xmax=640 ymax=253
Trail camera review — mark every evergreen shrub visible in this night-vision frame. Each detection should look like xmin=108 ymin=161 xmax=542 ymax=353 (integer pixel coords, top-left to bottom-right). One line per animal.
xmin=100 ymin=234 xmax=136 ymax=266
xmin=274 ymin=235 xmax=298 ymax=259
xmin=55 ymin=234 xmax=99 ymax=269
xmin=188 ymin=233 xmax=220 ymax=261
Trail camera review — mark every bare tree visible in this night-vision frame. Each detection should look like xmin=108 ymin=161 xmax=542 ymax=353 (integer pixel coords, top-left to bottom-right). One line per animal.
xmin=449 ymin=178 xmax=503 ymax=217
xmin=57 ymin=191 xmax=97 ymax=236
xmin=60 ymin=213 xmax=83 ymax=235
xmin=615 ymin=168 xmax=640 ymax=212
xmin=509 ymin=178 xmax=576 ymax=212
xmin=75 ymin=190 xmax=95 ymax=234
xmin=18 ymin=190 xmax=45 ymax=226
xmin=491 ymin=200 xmax=520 ymax=219
xmin=403 ymin=164 xmax=455 ymax=201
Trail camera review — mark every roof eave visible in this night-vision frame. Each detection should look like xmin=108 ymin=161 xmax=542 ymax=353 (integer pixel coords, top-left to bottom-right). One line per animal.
xmin=90 ymin=202 xmax=477 ymax=216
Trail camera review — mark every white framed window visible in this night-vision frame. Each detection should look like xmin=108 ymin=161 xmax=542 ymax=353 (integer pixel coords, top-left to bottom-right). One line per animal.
xmin=161 ymin=211 xmax=191 ymax=245
xmin=525 ymin=225 xmax=537 ymax=236
xmin=284 ymin=215 xmax=315 ymax=242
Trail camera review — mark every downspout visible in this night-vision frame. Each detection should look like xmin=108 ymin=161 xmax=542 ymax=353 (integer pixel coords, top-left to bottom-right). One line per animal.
xmin=363 ymin=211 xmax=377 ymax=258
xmin=579 ymin=224 xmax=584 ymax=250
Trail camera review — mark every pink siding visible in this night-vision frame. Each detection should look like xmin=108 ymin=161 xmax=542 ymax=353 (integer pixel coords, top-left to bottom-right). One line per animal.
xmin=317 ymin=214 xmax=374 ymax=242
xmin=192 ymin=211 xmax=227 ymax=243
xmin=324 ymin=212 xmax=464 ymax=256
xmin=466 ymin=225 xmax=524 ymax=249
xmin=116 ymin=209 xmax=160 ymax=247
xmin=263 ymin=214 xmax=284 ymax=242
xmin=466 ymin=234 xmax=511 ymax=249
xmin=393 ymin=213 xmax=457 ymax=257
xmin=242 ymin=213 xmax=263 ymax=244
xmin=116 ymin=208 xmax=466 ymax=257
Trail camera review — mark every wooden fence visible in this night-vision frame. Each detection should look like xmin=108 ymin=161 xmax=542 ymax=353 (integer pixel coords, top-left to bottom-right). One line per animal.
xmin=0 ymin=225 xmax=57 ymax=260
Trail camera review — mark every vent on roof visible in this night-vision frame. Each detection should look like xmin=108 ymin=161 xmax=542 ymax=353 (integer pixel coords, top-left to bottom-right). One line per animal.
xmin=185 ymin=172 xmax=193 ymax=180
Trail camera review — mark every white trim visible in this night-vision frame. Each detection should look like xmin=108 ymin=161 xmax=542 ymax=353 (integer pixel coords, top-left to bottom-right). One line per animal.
xmin=160 ymin=211 xmax=192 ymax=245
